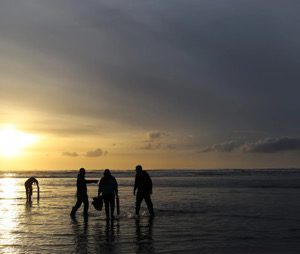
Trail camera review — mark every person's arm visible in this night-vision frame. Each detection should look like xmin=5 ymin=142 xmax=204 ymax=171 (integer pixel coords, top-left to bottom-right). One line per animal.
xmin=85 ymin=179 xmax=98 ymax=184
xmin=149 ymin=175 xmax=153 ymax=195
xmin=133 ymin=175 xmax=137 ymax=196
xmin=37 ymin=184 xmax=40 ymax=200
xmin=34 ymin=179 xmax=40 ymax=199
xmin=114 ymin=178 xmax=118 ymax=196
xmin=115 ymin=179 xmax=120 ymax=215
xmin=98 ymin=179 xmax=102 ymax=196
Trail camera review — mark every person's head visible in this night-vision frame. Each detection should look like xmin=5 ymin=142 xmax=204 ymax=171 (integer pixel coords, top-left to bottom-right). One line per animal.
xmin=79 ymin=168 xmax=86 ymax=176
xmin=136 ymin=165 xmax=143 ymax=173
xmin=104 ymin=169 xmax=111 ymax=177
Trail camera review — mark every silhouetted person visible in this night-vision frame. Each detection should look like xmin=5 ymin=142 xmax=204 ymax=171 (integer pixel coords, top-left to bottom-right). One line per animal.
xmin=98 ymin=169 xmax=118 ymax=220
xmin=134 ymin=165 xmax=154 ymax=217
xmin=25 ymin=177 xmax=39 ymax=202
xmin=70 ymin=168 xmax=98 ymax=219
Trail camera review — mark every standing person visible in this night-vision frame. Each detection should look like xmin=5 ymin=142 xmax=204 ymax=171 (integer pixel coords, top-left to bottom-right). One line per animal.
xmin=134 ymin=165 xmax=154 ymax=217
xmin=25 ymin=177 xmax=40 ymax=202
xmin=98 ymin=169 xmax=118 ymax=220
xmin=70 ymin=168 xmax=98 ymax=219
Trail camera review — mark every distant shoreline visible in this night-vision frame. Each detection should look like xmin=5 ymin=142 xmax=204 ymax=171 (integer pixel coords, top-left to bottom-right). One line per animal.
xmin=1 ymin=168 xmax=300 ymax=179
xmin=1 ymin=167 xmax=300 ymax=172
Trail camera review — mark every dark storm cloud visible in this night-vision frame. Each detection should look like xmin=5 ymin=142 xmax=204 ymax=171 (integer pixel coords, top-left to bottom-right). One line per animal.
xmin=85 ymin=148 xmax=108 ymax=157
xmin=242 ymin=137 xmax=300 ymax=153
xmin=1 ymin=0 xmax=300 ymax=141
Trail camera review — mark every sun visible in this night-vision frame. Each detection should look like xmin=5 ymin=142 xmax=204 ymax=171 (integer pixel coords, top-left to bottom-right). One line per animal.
xmin=0 ymin=124 xmax=39 ymax=158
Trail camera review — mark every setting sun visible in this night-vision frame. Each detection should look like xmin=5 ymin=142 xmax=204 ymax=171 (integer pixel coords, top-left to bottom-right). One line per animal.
xmin=0 ymin=125 xmax=39 ymax=158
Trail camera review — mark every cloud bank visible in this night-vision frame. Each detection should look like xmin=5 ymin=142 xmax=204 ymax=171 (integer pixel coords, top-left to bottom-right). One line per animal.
xmin=85 ymin=148 xmax=108 ymax=157
xmin=2 ymin=0 xmax=300 ymax=137
xmin=242 ymin=137 xmax=300 ymax=153
xmin=148 ymin=131 xmax=167 ymax=141
xmin=202 ymin=137 xmax=300 ymax=153
xmin=62 ymin=149 xmax=108 ymax=158
xmin=201 ymin=140 xmax=242 ymax=153
xmin=62 ymin=152 xmax=79 ymax=157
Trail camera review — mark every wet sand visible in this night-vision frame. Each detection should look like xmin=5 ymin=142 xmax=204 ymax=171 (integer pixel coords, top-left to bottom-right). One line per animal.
xmin=1 ymin=170 xmax=300 ymax=253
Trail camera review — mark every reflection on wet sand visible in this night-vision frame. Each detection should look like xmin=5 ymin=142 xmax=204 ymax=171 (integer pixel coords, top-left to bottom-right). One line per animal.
xmin=72 ymin=219 xmax=89 ymax=254
xmin=136 ymin=217 xmax=154 ymax=254
xmin=0 ymin=179 xmax=20 ymax=254
xmin=94 ymin=219 xmax=120 ymax=254
xmin=25 ymin=198 xmax=39 ymax=214
xmin=71 ymin=216 xmax=155 ymax=254
xmin=0 ymin=178 xmax=157 ymax=254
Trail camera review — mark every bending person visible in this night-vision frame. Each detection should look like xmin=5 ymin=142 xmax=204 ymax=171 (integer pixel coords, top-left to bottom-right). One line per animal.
xmin=134 ymin=165 xmax=154 ymax=217
xmin=98 ymin=169 xmax=118 ymax=220
xmin=25 ymin=177 xmax=39 ymax=202
xmin=70 ymin=168 xmax=98 ymax=219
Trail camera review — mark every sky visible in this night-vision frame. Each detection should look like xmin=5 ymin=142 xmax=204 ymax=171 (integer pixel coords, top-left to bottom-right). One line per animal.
xmin=1 ymin=0 xmax=300 ymax=170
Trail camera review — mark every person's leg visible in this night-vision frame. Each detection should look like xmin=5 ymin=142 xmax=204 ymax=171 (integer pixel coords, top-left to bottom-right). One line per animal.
xmin=28 ymin=187 xmax=33 ymax=202
xmin=73 ymin=198 xmax=83 ymax=212
xmin=110 ymin=194 xmax=115 ymax=219
xmin=135 ymin=192 xmax=144 ymax=216
xmin=71 ymin=197 xmax=83 ymax=217
xmin=103 ymin=196 xmax=110 ymax=219
xmin=25 ymin=186 xmax=29 ymax=200
xmin=83 ymin=196 xmax=89 ymax=217
xmin=144 ymin=193 xmax=154 ymax=216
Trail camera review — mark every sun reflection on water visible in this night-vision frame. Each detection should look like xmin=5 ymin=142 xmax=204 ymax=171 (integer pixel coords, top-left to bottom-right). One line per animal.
xmin=0 ymin=178 xmax=20 ymax=253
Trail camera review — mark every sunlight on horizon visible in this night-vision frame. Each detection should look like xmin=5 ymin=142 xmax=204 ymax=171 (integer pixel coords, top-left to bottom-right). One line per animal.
xmin=0 ymin=124 xmax=39 ymax=158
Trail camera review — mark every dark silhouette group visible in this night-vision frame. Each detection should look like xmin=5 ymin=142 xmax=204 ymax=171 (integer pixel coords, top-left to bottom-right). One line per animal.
xmin=25 ymin=165 xmax=154 ymax=220
xmin=68 ymin=165 xmax=154 ymax=220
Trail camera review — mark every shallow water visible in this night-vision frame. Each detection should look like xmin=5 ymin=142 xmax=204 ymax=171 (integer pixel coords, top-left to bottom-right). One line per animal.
xmin=0 ymin=169 xmax=300 ymax=253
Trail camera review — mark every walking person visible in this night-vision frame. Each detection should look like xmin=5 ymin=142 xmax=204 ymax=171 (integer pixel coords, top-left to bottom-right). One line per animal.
xmin=70 ymin=168 xmax=98 ymax=219
xmin=134 ymin=165 xmax=154 ymax=217
xmin=25 ymin=177 xmax=40 ymax=202
xmin=98 ymin=169 xmax=118 ymax=220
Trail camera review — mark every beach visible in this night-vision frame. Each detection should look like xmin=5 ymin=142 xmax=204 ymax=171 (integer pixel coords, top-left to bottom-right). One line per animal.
xmin=0 ymin=169 xmax=300 ymax=253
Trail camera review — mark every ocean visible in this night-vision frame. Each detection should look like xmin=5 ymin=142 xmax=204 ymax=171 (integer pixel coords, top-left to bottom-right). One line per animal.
xmin=0 ymin=169 xmax=300 ymax=253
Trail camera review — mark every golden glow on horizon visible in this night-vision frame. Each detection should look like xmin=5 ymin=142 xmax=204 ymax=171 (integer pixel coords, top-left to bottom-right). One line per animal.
xmin=0 ymin=124 xmax=39 ymax=158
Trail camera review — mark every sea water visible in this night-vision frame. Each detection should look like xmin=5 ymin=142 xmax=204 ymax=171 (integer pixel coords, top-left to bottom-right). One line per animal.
xmin=0 ymin=169 xmax=300 ymax=253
